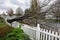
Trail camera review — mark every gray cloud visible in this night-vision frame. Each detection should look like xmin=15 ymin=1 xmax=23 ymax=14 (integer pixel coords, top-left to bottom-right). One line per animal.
xmin=0 ymin=0 xmax=30 ymax=13
xmin=10 ymin=0 xmax=30 ymax=10
xmin=10 ymin=0 xmax=30 ymax=7
xmin=0 ymin=5 xmax=9 ymax=10
xmin=0 ymin=0 xmax=5 ymax=4
xmin=10 ymin=0 xmax=21 ymax=5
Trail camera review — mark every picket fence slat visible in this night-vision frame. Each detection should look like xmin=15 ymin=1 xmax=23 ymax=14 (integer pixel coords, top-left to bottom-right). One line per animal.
xmin=59 ymin=34 xmax=60 ymax=40
xmin=49 ymin=30 xmax=51 ymax=40
xmin=55 ymin=32 xmax=58 ymax=40
xmin=41 ymin=33 xmax=43 ymax=40
xmin=43 ymin=29 xmax=45 ymax=40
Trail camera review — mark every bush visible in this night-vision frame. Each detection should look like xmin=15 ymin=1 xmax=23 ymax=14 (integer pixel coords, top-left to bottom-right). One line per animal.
xmin=0 ymin=17 xmax=31 ymax=40
xmin=0 ymin=17 xmax=13 ymax=40
xmin=0 ymin=24 xmax=13 ymax=37
xmin=0 ymin=17 xmax=6 ymax=27
xmin=0 ymin=17 xmax=13 ymax=37
xmin=6 ymin=28 xmax=31 ymax=40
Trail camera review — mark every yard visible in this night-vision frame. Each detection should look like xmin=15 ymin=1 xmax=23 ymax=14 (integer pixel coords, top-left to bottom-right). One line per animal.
xmin=0 ymin=17 xmax=31 ymax=40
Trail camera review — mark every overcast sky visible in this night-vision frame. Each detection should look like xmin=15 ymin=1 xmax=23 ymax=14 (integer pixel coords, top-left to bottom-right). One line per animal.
xmin=0 ymin=0 xmax=56 ymax=14
xmin=0 ymin=0 xmax=31 ymax=14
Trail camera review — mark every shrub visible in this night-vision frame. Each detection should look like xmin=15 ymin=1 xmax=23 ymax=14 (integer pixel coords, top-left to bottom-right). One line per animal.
xmin=0 ymin=17 xmax=6 ymax=27
xmin=0 ymin=17 xmax=31 ymax=40
xmin=0 ymin=24 xmax=13 ymax=37
xmin=0 ymin=17 xmax=13 ymax=37
xmin=0 ymin=17 xmax=13 ymax=40
xmin=6 ymin=28 xmax=31 ymax=40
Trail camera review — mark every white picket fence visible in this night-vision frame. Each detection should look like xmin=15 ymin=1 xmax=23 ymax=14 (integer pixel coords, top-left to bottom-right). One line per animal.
xmin=21 ymin=24 xmax=60 ymax=40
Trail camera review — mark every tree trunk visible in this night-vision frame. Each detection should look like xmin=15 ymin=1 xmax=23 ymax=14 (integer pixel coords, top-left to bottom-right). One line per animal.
xmin=56 ymin=16 xmax=59 ymax=23
xmin=35 ymin=18 xmax=38 ymax=27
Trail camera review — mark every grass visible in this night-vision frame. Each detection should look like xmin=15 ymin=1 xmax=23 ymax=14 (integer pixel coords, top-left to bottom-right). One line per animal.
xmin=45 ymin=19 xmax=60 ymax=23
xmin=46 ymin=19 xmax=56 ymax=22
xmin=39 ymin=19 xmax=60 ymax=23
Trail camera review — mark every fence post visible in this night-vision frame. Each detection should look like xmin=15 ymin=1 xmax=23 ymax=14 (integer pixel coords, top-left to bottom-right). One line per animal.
xmin=49 ymin=30 xmax=51 ymax=40
xmin=36 ymin=24 xmax=40 ymax=40
xmin=59 ymin=34 xmax=60 ymax=40
xmin=52 ymin=31 xmax=54 ymax=40
xmin=55 ymin=32 xmax=58 ymax=40
xmin=46 ymin=30 xmax=48 ymax=40
xmin=43 ymin=29 xmax=45 ymax=40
